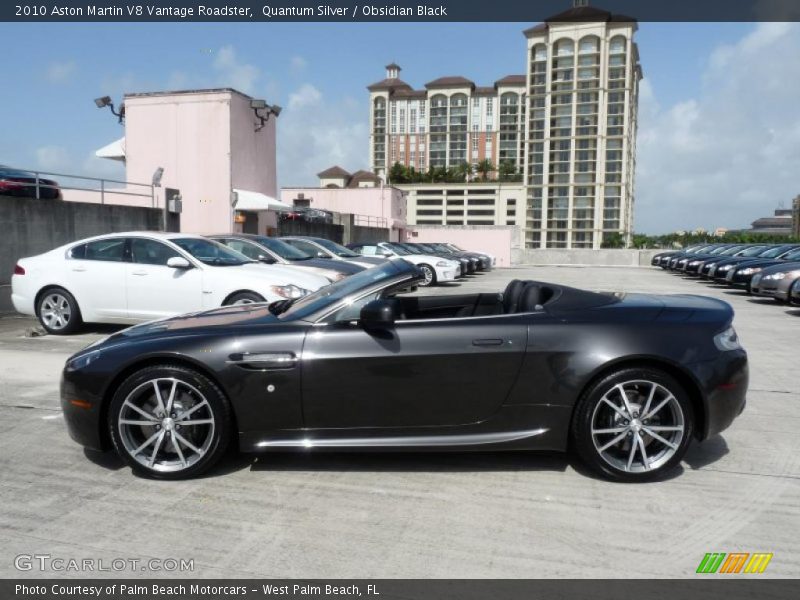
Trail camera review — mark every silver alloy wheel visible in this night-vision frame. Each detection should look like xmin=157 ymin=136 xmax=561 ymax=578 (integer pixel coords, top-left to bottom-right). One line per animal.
xmin=420 ymin=265 xmax=434 ymax=285
xmin=40 ymin=293 xmax=72 ymax=331
xmin=118 ymin=378 xmax=216 ymax=473
xmin=232 ymin=298 xmax=256 ymax=305
xmin=590 ymin=380 xmax=685 ymax=473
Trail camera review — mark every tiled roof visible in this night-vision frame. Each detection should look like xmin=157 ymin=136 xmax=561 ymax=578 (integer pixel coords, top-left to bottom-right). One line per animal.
xmin=425 ymin=76 xmax=475 ymax=89
xmin=495 ymin=75 xmax=526 ymax=86
xmin=348 ymin=170 xmax=382 ymax=187
xmin=317 ymin=166 xmax=351 ymax=179
xmin=523 ymin=6 xmax=636 ymax=37
xmin=367 ymin=78 xmax=413 ymax=92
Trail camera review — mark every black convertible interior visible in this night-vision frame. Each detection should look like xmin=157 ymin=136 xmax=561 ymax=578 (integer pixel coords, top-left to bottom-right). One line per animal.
xmin=381 ymin=279 xmax=589 ymax=321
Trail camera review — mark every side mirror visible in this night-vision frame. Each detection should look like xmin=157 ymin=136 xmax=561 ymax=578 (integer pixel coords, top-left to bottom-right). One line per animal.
xmin=316 ymin=251 xmax=329 ymax=259
xmin=379 ymin=250 xmax=393 ymax=257
xmin=258 ymin=254 xmax=277 ymax=264
xmin=166 ymin=256 xmax=192 ymax=269
xmin=360 ymin=299 xmax=396 ymax=330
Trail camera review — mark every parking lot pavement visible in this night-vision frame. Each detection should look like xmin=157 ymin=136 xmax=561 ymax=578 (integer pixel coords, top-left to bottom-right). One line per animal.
xmin=0 ymin=266 xmax=798 ymax=579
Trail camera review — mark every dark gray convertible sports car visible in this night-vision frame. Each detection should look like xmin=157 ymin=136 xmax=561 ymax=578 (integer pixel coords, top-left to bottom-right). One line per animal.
xmin=61 ymin=259 xmax=748 ymax=482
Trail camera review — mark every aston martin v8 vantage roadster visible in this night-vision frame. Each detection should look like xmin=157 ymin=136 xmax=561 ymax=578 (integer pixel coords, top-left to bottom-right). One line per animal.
xmin=61 ymin=259 xmax=748 ymax=482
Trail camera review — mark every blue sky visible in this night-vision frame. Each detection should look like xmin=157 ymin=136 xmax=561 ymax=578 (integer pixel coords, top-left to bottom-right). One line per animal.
xmin=1 ymin=20 xmax=797 ymax=233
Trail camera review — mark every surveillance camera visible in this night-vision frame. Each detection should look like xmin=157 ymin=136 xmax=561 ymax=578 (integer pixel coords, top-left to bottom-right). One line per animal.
xmin=271 ymin=105 xmax=282 ymax=117
xmin=250 ymin=99 xmax=267 ymax=110
xmin=94 ymin=96 xmax=112 ymax=108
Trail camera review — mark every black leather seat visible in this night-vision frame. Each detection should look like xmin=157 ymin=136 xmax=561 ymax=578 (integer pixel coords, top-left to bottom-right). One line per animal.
xmin=518 ymin=283 xmax=544 ymax=312
xmin=502 ymin=279 xmax=526 ymax=313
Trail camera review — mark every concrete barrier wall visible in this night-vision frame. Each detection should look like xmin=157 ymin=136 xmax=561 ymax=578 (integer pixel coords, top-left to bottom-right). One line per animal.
xmin=513 ymin=248 xmax=661 ymax=267
xmin=0 ymin=195 xmax=162 ymax=285
xmin=410 ymin=225 xmax=521 ymax=268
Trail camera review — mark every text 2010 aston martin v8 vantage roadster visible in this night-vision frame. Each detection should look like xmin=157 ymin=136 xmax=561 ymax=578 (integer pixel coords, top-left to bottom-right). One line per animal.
xmin=61 ymin=259 xmax=748 ymax=482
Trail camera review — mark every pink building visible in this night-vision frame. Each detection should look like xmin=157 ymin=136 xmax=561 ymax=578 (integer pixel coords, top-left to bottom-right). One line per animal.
xmin=281 ymin=166 xmax=408 ymax=242
xmin=69 ymin=88 xmax=284 ymax=235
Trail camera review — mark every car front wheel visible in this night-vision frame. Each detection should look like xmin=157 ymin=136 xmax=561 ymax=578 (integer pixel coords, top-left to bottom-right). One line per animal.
xmin=108 ymin=365 xmax=232 ymax=479
xmin=418 ymin=264 xmax=436 ymax=287
xmin=224 ymin=291 xmax=266 ymax=305
xmin=571 ymin=367 xmax=693 ymax=482
xmin=37 ymin=287 xmax=82 ymax=335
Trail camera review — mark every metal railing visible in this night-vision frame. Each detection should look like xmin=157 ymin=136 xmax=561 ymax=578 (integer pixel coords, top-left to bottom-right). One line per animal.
xmin=353 ymin=214 xmax=388 ymax=228
xmin=1 ymin=166 xmax=155 ymax=206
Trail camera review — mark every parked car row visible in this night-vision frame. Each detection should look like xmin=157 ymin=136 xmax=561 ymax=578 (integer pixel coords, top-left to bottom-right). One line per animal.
xmin=11 ymin=231 xmax=495 ymax=335
xmin=0 ymin=164 xmax=62 ymax=199
xmin=651 ymin=242 xmax=800 ymax=306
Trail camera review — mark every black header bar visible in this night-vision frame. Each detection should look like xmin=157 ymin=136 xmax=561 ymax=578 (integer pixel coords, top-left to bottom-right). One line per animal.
xmin=3 ymin=0 xmax=800 ymax=23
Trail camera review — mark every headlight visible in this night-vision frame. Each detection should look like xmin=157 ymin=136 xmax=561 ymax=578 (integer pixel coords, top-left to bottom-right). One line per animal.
xmin=718 ymin=265 xmax=733 ymax=272
xmin=739 ymin=267 xmax=761 ymax=276
xmin=435 ymin=261 xmax=450 ymax=267
xmin=65 ymin=350 xmax=101 ymax=371
xmin=714 ymin=326 xmax=741 ymax=352
xmin=765 ymin=272 xmax=787 ymax=280
xmin=689 ymin=260 xmax=701 ymax=266
xmin=271 ymin=284 xmax=310 ymax=299
xmin=706 ymin=263 xmax=716 ymax=269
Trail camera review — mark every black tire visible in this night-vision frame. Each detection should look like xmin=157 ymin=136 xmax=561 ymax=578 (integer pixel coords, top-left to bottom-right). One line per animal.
xmin=36 ymin=287 xmax=82 ymax=335
xmin=571 ymin=367 xmax=694 ymax=483
xmin=108 ymin=365 xmax=232 ymax=480
xmin=418 ymin=264 xmax=436 ymax=287
xmin=224 ymin=291 xmax=266 ymax=305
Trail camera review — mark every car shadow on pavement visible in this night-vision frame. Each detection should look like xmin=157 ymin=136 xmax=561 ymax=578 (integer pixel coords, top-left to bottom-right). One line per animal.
xmin=785 ymin=309 xmax=800 ymax=317
xmin=249 ymin=450 xmax=569 ymax=474
xmin=682 ymin=435 xmax=730 ymax=471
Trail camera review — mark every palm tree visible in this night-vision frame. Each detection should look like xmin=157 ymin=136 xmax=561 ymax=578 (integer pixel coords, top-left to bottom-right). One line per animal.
xmin=498 ymin=160 xmax=517 ymax=181
xmin=475 ymin=159 xmax=495 ymax=182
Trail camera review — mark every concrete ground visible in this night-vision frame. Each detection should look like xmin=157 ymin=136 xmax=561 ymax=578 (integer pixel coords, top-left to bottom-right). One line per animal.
xmin=0 ymin=265 xmax=798 ymax=579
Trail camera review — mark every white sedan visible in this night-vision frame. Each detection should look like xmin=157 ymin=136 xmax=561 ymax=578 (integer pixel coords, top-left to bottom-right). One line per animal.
xmin=348 ymin=242 xmax=460 ymax=286
xmin=11 ymin=232 xmax=330 ymax=334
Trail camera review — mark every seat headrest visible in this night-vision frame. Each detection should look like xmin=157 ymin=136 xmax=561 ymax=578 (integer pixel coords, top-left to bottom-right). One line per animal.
xmin=518 ymin=283 xmax=544 ymax=312
xmin=503 ymin=279 xmax=526 ymax=313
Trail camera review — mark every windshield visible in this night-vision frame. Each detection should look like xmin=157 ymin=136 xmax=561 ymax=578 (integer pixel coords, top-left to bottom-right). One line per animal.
xmin=762 ymin=246 xmax=794 ymax=258
xmin=172 ymin=238 xmax=252 ymax=266
xmin=782 ymin=249 xmax=800 ymax=261
xmin=415 ymin=243 xmax=438 ymax=253
xmin=252 ymin=236 xmax=313 ymax=261
xmin=383 ymin=243 xmax=411 ymax=256
xmin=312 ymin=238 xmax=361 ymax=257
xmin=278 ymin=260 xmax=411 ymax=320
xmin=738 ymin=246 xmax=768 ymax=257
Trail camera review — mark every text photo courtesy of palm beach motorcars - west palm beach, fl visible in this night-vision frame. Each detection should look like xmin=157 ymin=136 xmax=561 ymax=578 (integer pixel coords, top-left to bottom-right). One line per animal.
xmin=1 ymin=0 xmax=800 ymax=586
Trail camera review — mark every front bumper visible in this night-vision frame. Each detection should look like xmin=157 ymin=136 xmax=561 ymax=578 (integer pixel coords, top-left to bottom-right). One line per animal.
xmin=60 ymin=370 xmax=107 ymax=451
xmin=434 ymin=265 xmax=458 ymax=282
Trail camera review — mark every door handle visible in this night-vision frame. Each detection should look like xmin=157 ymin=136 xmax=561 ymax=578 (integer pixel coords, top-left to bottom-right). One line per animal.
xmin=131 ymin=270 xmax=148 ymax=276
xmin=472 ymin=338 xmax=504 ymax=346
xmin=227 ymin=352 xmax=297 ymax=370
xmin=71 ymin=267 xmax=86 ymax=272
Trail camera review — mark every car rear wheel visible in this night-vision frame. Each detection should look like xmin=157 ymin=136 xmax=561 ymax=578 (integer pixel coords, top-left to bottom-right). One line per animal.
xmin=108 ymin=365 xmax=232 ymax=480
xmin=224 ymin=291 xmax=266 ymax=305
xmin=37 ymin=287 xmax=82 ymax=335
xmin=571 ymin=367 xmax=693 ymax=482
xmin=418 ymin=264 xmax=436 ymax=287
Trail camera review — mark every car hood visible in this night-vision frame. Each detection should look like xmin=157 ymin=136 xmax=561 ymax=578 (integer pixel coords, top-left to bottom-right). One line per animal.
xmin=97 ymin=304 xmax=284 ymax=347
xmin=294 ymin=258 xmax=363 ymax=274
xmin=759 ymin=261 xmax=800 ymax=275
xmin=405 ymin=254 xmax=457 ymax=265
xmin=345 ymin=255 xmax=386 ymax=265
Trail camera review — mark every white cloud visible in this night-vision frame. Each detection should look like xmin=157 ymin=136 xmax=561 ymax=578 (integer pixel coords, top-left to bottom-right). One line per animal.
xmin=277 ymin=84 xmax=367 ymax=187
xmin=35 ymin=145 xmax=72 ymax=172
xmin=635 ymin=23 xmax=800 ymax=234
xmin=287 ymin=83 xmax=322 ymax=110
xmin=212 ymin=45 xmax=259 ymax=94
xmin=45 ymin=61 xmax=77 ymax=84
xmin=289 ymin=55 xmax=307 ymax=73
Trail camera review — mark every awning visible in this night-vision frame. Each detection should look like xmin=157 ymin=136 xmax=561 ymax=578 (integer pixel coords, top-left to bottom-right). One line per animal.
xmin=95 ymin=137 xmax=126 ymax=161
xmin=232 ymin=188 xmax=292 ymax=212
